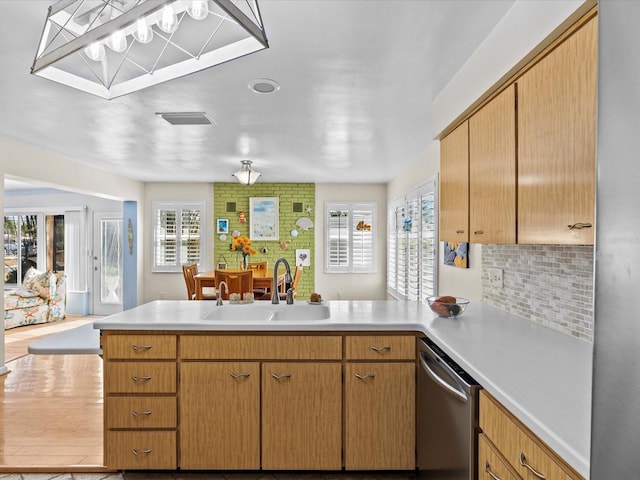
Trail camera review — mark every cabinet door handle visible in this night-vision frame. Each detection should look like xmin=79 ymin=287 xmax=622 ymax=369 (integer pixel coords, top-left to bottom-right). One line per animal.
xmin=132 ymin=449 xmax=152 ymax=456
xmin=519 ymin=452 xmax=546 ymax=479
xmin=131 ymin=375 xmax=152 ymax=382
xmin=474 ymin=230 xmax=484 ymax=235
xmin=456 ymin=229 xmax=465 ymax=234
xmin=230 ymin=372 xmax=251 ymax=379
xmin=131 ymin=345 xmax=152 ymax=351
xmin=485 ymin=462 xmax=503 ymax=480
xmin=567 ymin=222 xmax=592 ymax=230
xmin=370 ymin=346 xmax=391 ymax=352
xmin=271 ymin=373 xmax=292 ymax=380
xmin=132 ymin=410 xmax=152 ymax=417
xmin=355 ymin=373 xmax=375 ymax=380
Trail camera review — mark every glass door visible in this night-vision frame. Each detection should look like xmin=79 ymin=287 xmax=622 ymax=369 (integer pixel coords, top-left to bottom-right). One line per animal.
xmin=93 ymin=212 xmax=123 ymax=315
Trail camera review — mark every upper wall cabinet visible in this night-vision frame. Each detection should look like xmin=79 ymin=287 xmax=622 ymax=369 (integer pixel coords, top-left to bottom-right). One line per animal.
xmin=517 ymin=17 xmax=597 ymax=245
xmin=469 ymin=84 xmax=516 ymax=244
xmin=439 ymin=121 xmax=469 ymax=243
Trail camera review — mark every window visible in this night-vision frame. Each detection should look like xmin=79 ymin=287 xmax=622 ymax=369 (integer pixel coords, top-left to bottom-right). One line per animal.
xmin=152 ymin=201 xmax=204 ymax=272
xmin=325 ymin=202 xmax=376 ymax=273
xmin=387 ymin=177 xmax=438 ymax=301
xmin=4 ymin=214 xmax=39 ymax=285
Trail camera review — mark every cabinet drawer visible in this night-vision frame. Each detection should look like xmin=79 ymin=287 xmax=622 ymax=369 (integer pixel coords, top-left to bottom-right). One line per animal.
xmin=180 ymin=335 xmax=342 ymax=360
xmin=106 ymin=397 xmax=177 ymax=429
xmin=480 ymin=391 xmax=581 ymax=480
xmin=345 ymin=335 xmax=415 ymax=360
xmin=105 ymin=431 xmax=176 ymax=470
xmin=105 ymin=362 xmax=176 ymax=394
xmin=478 ymin=434 xmax=520 ymax=480
xmin=103 ymin=334 xmax=177 ymax=360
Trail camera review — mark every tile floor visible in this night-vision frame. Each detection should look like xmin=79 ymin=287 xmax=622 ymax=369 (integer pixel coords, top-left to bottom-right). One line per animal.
xmin=0 ymin=473 xmax=417 ymax=480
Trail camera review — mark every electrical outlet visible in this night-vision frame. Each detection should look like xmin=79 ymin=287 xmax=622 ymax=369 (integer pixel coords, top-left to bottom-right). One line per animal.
xmin=489 ymin=268 xmax=504 ymax=289
xmin=159 ymin=292 xmax=165 ymax=300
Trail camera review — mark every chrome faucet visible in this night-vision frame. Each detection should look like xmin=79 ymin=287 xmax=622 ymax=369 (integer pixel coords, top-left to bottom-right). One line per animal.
xmin=272 ymin=258 xmax=293 ymax=304
xmin=216 ymin=281 xmax=228 ymax=306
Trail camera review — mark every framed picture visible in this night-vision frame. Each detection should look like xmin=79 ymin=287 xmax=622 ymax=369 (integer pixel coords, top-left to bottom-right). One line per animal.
xmin=250 ymin=197 xmax=279 ymax=241
xmin=216 ymin=218 xmax=229 ymax=234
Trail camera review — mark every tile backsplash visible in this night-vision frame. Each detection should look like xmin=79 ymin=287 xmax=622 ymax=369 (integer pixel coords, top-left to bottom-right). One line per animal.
xmin=482 ymin=245 xmax=594 ymax=342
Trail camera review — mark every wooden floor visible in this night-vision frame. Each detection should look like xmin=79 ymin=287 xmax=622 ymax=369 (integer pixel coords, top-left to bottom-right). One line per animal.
xmin=1 ymin=321 xmax=417 ymax=479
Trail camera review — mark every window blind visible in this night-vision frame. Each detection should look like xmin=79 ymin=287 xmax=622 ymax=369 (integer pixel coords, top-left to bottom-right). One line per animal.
xmin=153 ymin=202 xmax=204 ymax=272
xmin=325 ymin=202 xmax=376 ymax=274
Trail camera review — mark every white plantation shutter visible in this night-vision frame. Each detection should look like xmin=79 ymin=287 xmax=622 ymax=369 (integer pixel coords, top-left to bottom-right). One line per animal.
xmin=153 ymin=201 xmax=204 ymax=272
xmin=325 ymin=202 xmax=376 ymax=273
xmin=387 ymin=177 xmax=438 ymax=300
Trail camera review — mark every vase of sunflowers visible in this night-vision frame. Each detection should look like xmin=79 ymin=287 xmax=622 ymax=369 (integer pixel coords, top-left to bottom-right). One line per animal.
xmin=230 ymin=235 xmax=257 ymax=270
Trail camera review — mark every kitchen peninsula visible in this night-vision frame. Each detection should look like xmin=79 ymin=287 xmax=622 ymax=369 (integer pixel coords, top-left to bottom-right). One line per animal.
xmin=86 ymin=299 xmax=592 ymax=478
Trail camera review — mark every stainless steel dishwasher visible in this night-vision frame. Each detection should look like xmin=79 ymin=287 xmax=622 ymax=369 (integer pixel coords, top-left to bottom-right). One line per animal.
xmin=417 ymin=336 xmax=481 ymax=480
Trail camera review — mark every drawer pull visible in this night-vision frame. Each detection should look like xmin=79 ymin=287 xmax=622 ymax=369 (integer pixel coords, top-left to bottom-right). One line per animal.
xmin=230 ymin=372 xmax=251 ymax=379
xmin=132 ymin=410 xmax=152 ymax=417
xmin=519 ymin=452 xmax=546 ymax=480
xmin=485 ymin=462 xmax=503 ymax=480
xmin=131 ymin=345 xmax=152 ymax=351
xmin=271 ymin=373 xmax=292 ymax=380
xmin=456 ymin=230 xmax=465 ymax=234
xmin=370 ymin=346 xmax=391 ymax=352
xmin=567 ymin=222 xmax=592 ymax=230
xmin=474 ymin=230 xmax=484 ymax=235
xmin=355 ymin=373 xmax=375 ymax=380
xmin=132 ymin=449 xmax=152 ymax=456
xmin=131 ymin=375 xmax=152 ymax=382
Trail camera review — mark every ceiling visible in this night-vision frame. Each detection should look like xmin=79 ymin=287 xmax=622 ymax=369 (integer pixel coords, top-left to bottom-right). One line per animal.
xmin=0 ymin=0 xmax=515 ymax=187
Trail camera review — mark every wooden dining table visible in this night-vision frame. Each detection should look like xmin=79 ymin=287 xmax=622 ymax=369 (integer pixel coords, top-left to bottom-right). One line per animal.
xmin=194 ymin=269 xmax=287 ymax=300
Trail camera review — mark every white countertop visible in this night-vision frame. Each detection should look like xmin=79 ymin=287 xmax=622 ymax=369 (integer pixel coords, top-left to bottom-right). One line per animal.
xmin=49 ymin=299 xmax=593 ymax=477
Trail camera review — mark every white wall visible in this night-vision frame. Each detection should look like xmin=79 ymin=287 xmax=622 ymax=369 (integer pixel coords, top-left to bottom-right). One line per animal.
xmin=315 ymin=184 xmax=387 ymax=300
xmin=143 ymin=183 xmax=214 ymax=302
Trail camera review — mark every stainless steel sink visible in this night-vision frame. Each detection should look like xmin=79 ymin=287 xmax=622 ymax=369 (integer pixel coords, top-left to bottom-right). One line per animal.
xmin=202 ymin=303 xmax=330 ymax=322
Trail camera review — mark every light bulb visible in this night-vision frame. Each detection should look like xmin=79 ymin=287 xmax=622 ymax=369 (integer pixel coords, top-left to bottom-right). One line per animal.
xmin=158 ymin=5 xmax=178 ymax=34
xmin=132 ymin=17 xmax=153 ymax=44
xmin=187 ymin=0 xmax=209 ymax=21
xmin=84 ymin=42 xmax=105 ymax=62
xmin=105 ymin=29 xmax=128 ymax=53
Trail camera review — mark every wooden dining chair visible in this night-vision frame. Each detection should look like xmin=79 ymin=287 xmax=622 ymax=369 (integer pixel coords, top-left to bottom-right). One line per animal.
xmin=279 ymin=266 xmax=303 ymax=300
xmin=182 ymin=264 xmax=198 ymax=300
xmin=183 ymin=264 xmax=216 ymax=300
xmin=247 ymin=261 xmax=269 ymax=296
xmin=214 ymin=270 xmax=254 ymax=300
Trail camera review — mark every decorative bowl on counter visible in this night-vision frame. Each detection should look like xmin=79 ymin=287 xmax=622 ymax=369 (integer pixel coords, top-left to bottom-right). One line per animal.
xmin=426 ymin=296 xmax=470 ymax=318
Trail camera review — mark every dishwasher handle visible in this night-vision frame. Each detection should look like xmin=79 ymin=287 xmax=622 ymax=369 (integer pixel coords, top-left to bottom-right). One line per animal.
xmin=420 ymin=351 xmax=468 ymax=403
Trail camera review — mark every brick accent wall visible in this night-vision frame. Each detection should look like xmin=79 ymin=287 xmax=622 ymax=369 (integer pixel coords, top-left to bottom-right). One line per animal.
xmin=482 ymin=244 xmax=594 ymax=342
xmin=213 ymin=183 xmax=315 ymax=299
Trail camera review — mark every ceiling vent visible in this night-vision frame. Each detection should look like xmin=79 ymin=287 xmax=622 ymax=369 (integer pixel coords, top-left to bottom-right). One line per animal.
xmin=157 ymin=112 xmax=215 ymax=125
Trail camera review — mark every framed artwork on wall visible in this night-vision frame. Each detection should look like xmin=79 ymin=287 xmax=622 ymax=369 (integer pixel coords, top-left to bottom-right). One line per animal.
xmin=217 ymin=218 xmax=229 ymax=234
xmin=250 ymin=197 xmax=279 ymax=241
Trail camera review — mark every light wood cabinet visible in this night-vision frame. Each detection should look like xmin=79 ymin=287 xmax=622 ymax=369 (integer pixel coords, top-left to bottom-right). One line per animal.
xmin=439 ymin=16 xmax=596 ymax=246
xmin=261 ymin=362 xmax=342 ymax=470
xmin=478 ymin=433 xmax=520 ymax=480
xmin=344 ymin=334 xmax=415 ymax=470
xmin=479 ymin=390 xmax=584 ymax=480
xmin=103 ymin=333 xmax=177 ymax=470
xmin=517 ymin=17 xmax=597 ymax=245
xmin=103 ymin=331 xmax=416 ymax=471
xmin=344 ymin=362 xmax=415 ymax=470
xmin=469 ymin=84 xmax=516 ymax=244
xmin=439 ymin=121 xmax=469 ymax=243
xmin=180 ymin=362 xmax=260 ymax=470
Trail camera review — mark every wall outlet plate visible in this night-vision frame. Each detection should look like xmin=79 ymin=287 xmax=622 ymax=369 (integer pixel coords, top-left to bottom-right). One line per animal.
xmin=489 ymin=268 xmax=504 ymax=289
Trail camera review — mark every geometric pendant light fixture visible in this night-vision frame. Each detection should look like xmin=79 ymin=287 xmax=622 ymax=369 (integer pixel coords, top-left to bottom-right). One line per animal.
xmin=31 ymin=0 xmax=268 ymax=100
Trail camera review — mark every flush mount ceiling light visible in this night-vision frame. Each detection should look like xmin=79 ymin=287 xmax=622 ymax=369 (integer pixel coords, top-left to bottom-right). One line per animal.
xmin=232 ymin=160 xmax=261 ymax=185
xmin=31 ymin=0 xmax=269 ymax=100
xmin=248 ymin=78 xmax=279 ymax=94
